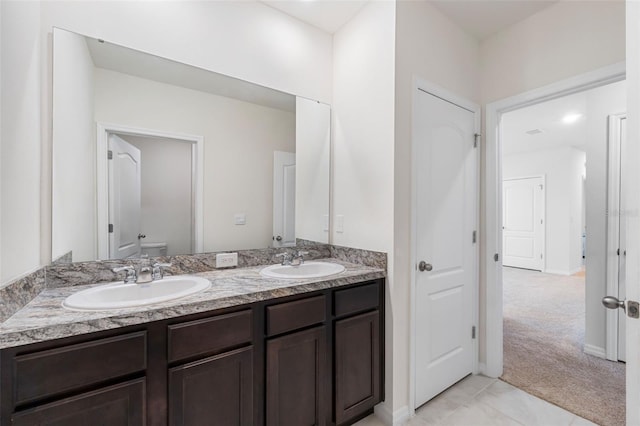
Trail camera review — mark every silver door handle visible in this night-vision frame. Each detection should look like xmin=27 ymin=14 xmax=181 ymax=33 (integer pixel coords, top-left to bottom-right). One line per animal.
xmin=275 ymin=235 xmax=282 ymax=242
xmin=602 ymin=296 xmax=626 ymax=312
xmin=418 ymin=261 xmax=433 ymax=272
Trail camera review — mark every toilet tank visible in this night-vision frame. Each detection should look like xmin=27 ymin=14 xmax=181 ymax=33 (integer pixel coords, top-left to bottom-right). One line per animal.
xmin=141 ymin=242 xmax=168 ymax=257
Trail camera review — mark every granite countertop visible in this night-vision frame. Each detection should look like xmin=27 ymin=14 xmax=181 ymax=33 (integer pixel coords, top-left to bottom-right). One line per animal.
xmin=0 ymin=259 xmax=385 ymax=349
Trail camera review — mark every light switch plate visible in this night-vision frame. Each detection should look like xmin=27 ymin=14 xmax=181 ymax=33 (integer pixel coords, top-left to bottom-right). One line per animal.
xmin=216 ymin=252 xmax=238 ymax=268
xmin=234 ymin=213 xmax=246 ymax=225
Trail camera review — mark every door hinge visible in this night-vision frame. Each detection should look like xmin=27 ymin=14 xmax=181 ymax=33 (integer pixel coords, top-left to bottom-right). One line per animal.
xmin=474 ymin=133 xmax=481 ymax=148
xmin=107 ymin=150 xmax=113 ymax=160
xmin=472 ymin=326 xmax=476 ymax=339
xmin=494 ymin=253 xmax=499 ymax=262
xmin=472 ymin=230 xmax=477 ymax=244
xmin=617 ymin=248 xmax=620 ymax=256
xmin=108 ymin=224 xmax=114 ymax=233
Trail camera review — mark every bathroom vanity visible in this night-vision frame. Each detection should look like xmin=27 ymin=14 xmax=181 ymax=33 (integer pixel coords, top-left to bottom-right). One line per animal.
xmin=0 ymin=261 xmax=384 ymax=426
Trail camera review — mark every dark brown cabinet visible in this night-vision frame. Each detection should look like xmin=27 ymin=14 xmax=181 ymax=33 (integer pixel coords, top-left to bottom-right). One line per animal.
xmin=266 ymin=326 xmax=327 ymax=426
xmin=0 ymin=278 xmax=384 ymax=426
xmin=11 ymin=378 xmax=146 ymax=426
xmin=335 ymin=311 xmax=381 ymax=425
xmin=169 ymin=346 xmax=254 ymax=426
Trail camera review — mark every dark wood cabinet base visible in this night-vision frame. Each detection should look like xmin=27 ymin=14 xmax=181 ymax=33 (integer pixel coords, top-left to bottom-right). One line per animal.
xmin=1 ymin=278 xmax=385 ymax=426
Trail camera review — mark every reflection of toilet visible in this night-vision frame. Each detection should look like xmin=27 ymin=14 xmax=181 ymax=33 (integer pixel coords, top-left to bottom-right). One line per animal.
xmin=141 ymin=242 xmax=168 ymax=257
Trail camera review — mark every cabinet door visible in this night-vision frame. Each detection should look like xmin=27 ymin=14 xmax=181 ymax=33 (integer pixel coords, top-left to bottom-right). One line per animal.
xmin=11 ymin=378 xmax=145 ymax=426
xmin=168 ymin=346 xmax=253 ymax=426
xmin=266 ymin=326 xmax=327 ymax=426
xmin=335 ymin=311 xmax=381 ymax=425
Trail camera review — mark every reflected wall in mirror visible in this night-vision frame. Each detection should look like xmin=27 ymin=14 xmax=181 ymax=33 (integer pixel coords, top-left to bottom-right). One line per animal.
xmin=52 ymin=28 xmax=330 ymax=262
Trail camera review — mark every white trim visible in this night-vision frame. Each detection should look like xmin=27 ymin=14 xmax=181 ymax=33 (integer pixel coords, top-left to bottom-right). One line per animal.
xmin=584 ymin=344 xmax=607 ymax=360
xmin=96 ymin=122 xmax=204 ymax=259
xmin=409 ymin=77 xmax=481 ymax=411
xmin=606 ymin=113 xmax=627 ymax=361
xmin=374 ymin=403 xmax=410 ymax=426
xmin=484 ymin=62 xmax=626 ymax=378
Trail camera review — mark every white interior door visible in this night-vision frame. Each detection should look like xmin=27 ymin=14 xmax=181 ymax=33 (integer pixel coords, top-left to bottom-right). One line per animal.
xmin=414 ymin=88 xmax=477 ymax=407
xmin=502 ymin=177 xmax=545 ymax=271
xmin=273 ymin=151 xmax=296 ymax=248
xmin=109 ymin=134 xmax=142 ymax=259
xmin=618 ymin=116 xmax=627 ymax=362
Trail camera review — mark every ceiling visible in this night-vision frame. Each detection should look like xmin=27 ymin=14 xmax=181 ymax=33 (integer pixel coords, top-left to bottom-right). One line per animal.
xmin=260 ymin=0 xmax=558 ymax=39
xmin=501 ymin=80 xmax=627 ymax=156
xmin=502 ymin=91 xmax=588 ymax=156
xmin=430 ymin=1 xmax=558 ymax=40
xmin=261 ymin=0 xmax=368 ymax=33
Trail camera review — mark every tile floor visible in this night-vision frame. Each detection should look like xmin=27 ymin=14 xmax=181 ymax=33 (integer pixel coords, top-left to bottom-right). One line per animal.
xmin=355 ymin=375 xmax=596 ymax=426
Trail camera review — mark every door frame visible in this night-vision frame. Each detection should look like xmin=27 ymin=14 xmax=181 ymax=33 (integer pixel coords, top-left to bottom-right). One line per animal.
xmin=96 ymin=122 xmax=204 ymax=259
xmin=483 ymin=62 xmax=625 ymax=378
xmin=502 ymin=175 xmax=546 ymax=272
xmin=409 ymin=77 xmax=480 ymax=413
xmin=606 ymin=113 xmax=627 ymax=361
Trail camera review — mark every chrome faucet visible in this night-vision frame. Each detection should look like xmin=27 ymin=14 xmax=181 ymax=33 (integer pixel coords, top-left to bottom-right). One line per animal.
xmin=112 ymin=256 xmax=172 ymax=284
xmin=276 ymin=250 xmax=309 ymax=266
xmin=292 ymin=250 xmax=308 ymax=266
xmin=112 ymin=266 xmax=137 ymax=284
xmin=276 ymin=251 xmax=294 ymax=266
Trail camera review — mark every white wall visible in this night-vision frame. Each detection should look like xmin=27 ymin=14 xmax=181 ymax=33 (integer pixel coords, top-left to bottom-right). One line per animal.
xmin=503 ymin=147 xmax=585 ymax=275
xmin=480 ymin=1 xmax=625 ymax=103
xmin=94 ymin=68 xmax=295 ymax=254
xmin=584 ymin=80 xmax=627 ymax=353
xmin=40 ymin=1 xmax=333 ymax=104
xmin=392 ymin=0 xmax=480 ymax=416
xmin=295 ymin=97 xmax=330 ymax=244
xmin=120 ymin=135 xmax=193 ymax=257
xmin=332 ymin=0 xmax=396 ymax=414
xmin=51 ymin=29 xmax=95 ymax=262
xmin=479 ymin=0 xmax=625 ymax=368
xmin=1 ymin=1 xmax=42 ymax=283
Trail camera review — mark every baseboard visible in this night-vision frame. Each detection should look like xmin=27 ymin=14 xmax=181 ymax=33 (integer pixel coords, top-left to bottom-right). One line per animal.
xmin=544 ymin=269 xmax=574 ymax=276
xmin=374 ymin=403 xmax=410 ymax=426
xmin=584 ymin=344 xmax=606 ymax=359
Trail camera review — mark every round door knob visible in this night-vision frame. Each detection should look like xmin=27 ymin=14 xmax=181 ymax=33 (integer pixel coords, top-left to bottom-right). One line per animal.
xmin=602 ymin=296 xmax=626 ymax=312
xmin=275 ymin=235 xmax=283 ymax=242
xmin=418 ymin=261 xmax=433 ymax=272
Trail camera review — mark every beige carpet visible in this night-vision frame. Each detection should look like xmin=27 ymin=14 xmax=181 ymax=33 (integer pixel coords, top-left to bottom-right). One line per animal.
xmin=501 ymin=267 xmax=625 ymax=426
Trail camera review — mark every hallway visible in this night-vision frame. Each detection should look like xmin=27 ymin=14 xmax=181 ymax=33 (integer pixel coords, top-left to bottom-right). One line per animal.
xmin=502 ymin=267 xmax=625 ymax=425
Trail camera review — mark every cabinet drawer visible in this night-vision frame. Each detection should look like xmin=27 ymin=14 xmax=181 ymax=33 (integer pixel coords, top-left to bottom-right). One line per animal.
xmin=13 ymin=331 xmax=147 ymax=406
xmin=266 ymin=295 xmax=326 ymax=336
xmin=12 ymin=378 xmax=145 ymax=426
xmin=334 ymin=282 xmax=380 ymax=317
xmin=168 ymin=309 xmax=252 ymax=363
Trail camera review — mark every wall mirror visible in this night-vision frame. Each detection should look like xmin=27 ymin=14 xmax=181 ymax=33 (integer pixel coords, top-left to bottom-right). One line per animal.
xmin=52 ymin=28 xmax=330 ymax=262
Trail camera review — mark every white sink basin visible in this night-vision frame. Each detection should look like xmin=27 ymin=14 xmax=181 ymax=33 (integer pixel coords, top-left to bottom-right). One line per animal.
xmin=260 ymin=262 xmax=345 ymax=279
xmin=62 ymin=275 xmax=211 ymax=311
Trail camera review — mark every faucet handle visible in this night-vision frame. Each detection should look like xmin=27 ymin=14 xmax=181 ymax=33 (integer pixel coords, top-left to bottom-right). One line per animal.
xmin=275 ymin=252 xmax=293 ymax=265
xmin=152 ymin=262 xmax=172 ymax=280
xmin=112 ymin=266 xmax=137 ymax=283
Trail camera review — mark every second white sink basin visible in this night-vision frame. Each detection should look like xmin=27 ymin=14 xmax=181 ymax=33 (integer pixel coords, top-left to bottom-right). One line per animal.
xmin=62 ymin=275 xmax=211 ymax=311
xmin=260 ymin=262 xmax=345 ymax=279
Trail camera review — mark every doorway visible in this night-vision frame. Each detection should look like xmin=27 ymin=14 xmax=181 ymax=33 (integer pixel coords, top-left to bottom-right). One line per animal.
xmin=486 ymin=67 xmax=627 ymax=425
xmin=96 ymin=123 xmax=204 ymax=259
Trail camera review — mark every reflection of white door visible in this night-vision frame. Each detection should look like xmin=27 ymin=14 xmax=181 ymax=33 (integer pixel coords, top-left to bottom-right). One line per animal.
xmin=414 ymin=88 xmax=477 ymax=407
xmin=273 ymin=151 xmax=296 ymax=248
xmin=109 ymin=134 xmax=142 ymax=259
xmin=502 ymin=177 xmax=545 ymax=271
